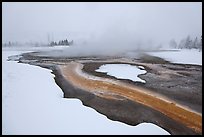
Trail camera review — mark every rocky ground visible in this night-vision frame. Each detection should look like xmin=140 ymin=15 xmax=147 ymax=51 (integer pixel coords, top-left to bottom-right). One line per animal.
xmin=82 ymin=58 xmax=202 ymax=113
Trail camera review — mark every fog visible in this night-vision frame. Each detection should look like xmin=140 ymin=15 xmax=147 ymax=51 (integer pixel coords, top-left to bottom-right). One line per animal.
xmin=2 ymin=2 xmax=202 ymax=55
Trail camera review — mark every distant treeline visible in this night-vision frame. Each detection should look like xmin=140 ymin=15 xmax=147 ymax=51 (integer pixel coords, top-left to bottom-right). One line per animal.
xmin=49 ymin=39 xmax=73 ymax=46
xmin=2 ymin=41 xmax=46 ymax=47
xmin=2 ymin=39 xmax=74 ymax=47
xmin=169 ymin=35 xmax=202 ymax=51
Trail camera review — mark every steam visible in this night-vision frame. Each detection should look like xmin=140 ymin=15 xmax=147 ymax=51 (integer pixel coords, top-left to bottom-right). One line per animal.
xmin=3 ymin=2 xmax=202 ymax=56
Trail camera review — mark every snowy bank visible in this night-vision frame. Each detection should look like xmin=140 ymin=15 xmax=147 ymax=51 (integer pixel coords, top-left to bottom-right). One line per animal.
xmin=147 ymin=49 xmax=202 ymax=65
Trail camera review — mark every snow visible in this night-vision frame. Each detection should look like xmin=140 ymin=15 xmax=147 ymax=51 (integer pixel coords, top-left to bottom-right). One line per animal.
xmin=147 ymin=49 xmax=202 ymax=65
xmin=96 ymin=64 xmax=147 ymax=83
xmin=2 ymin=49 xmax=169 ymax=135
xmin=2 ymin=45 xmax=69 ymax=52
xmin=138 ymin=65 xmax=145 ymax=70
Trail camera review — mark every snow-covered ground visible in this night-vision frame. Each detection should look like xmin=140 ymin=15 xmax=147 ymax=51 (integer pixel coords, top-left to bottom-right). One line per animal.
xmin=96 ymin=64 xmax=147 ymax=83
xmin=146 ymin=49 xmax=202 ymax=65
xmin=2 ymin=45 xmax=69 ymax=52
xmin=2 ymin=49 xmax=170 ymax=135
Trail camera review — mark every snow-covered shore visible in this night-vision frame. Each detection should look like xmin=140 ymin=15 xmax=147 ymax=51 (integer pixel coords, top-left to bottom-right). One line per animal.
xmin=146 ymin=49 xmax=202 ymax=66
xmin=2 ymin=49 xmax=170 ymax=135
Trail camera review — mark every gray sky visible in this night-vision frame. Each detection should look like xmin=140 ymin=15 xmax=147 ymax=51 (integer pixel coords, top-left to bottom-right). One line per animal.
xmin=2 ymin=2 xmax=202 ymax=47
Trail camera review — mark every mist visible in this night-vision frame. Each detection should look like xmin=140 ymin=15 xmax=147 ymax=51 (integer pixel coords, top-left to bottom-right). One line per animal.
xmin=2 ymin=2 xmax=202 ymax=56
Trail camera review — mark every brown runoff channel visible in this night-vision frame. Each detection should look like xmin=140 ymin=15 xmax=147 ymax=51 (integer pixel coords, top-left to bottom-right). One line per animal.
xmin=60 ymin=62 xmax=202 ymax=134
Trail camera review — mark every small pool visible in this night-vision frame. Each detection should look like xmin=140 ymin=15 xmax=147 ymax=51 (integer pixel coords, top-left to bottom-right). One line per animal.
xmin=95 ymin=64 xmax=147 ymax=83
